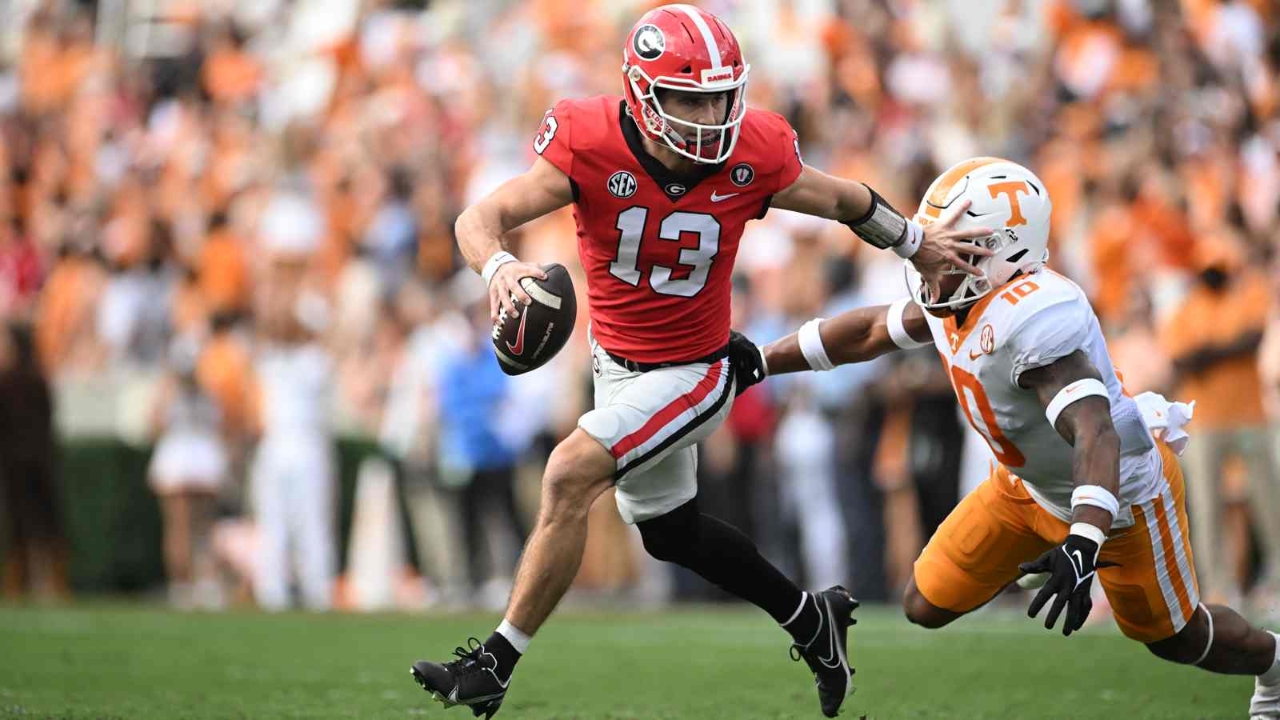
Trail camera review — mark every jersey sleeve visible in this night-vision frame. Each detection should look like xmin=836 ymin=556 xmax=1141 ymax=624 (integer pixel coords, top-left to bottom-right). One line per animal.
xmin=532 ymin=100 xmax=574 ymax=176
xmin=1005 ymin=294 xmax=1097 ymax=386
xmin=773 ymin=116 xmax=804 ymax=194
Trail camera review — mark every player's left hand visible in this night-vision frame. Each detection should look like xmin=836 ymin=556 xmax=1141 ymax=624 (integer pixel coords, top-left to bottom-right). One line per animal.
xmin=727 ymin=330 xmax=767 ymax=397
xmin=1019 ymin=533 xmax=1118 ymax=637
xmin=913 ymin=199 xmax=997 ymax=302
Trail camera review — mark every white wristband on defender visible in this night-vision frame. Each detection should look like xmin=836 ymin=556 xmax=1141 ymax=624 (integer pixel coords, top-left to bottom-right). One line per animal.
xmin=798 ymin=318 xmax=835 ymax=371
xmin=481 ymin=251 xmax=517 ymax=286
xmin=1069 ymin=522 xmax=1107 ymax=546
xmin=893 ymin=220 xmax=924 ymax=259
xmin=1045 ymin=378 xmax=1109 ymax=428
xmin=887 ymin=298 xmax=929 ymax=349
xmin=1071 ymin=485 xmax=1120 ymax=520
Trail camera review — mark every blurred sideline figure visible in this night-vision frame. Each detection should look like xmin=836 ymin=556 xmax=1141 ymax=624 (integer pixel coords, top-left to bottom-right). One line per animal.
xmin=435 ymin=279 xmax=532 ymax=607
xmin=250 ymin=189 xmax=337 ymax=611
xmin=0 ymin=323 xmax=67 ymax=600
xmin=1165 ymin=236 xmax=1280 ymax=610
xmin=147 ymin=335 xmax=227 ymax=610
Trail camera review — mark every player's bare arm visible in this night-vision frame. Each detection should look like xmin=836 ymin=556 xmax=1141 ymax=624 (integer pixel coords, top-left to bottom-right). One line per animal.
xmin=1017 ymin=350 xmax=1122 ymax=636
xmin=760 ymin=300 xmax=930 ymax=375
xmin=772 ymin=167 xmax=995 ymax=293
xmin=726 ymin=298 xmax=930 ymax=395
xmin=454 ymin=156 xmax=574 ymax=320
xmin=1021 ymin=351 xmax=1122 ymax=533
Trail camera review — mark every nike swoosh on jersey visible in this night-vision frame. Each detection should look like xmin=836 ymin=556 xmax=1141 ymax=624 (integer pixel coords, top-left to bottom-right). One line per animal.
xmin=968 ymin=349 xmax=983 ymax=360
xmin=506 ymin=310 xmax=529 ymax=355
xmin=710 ymin=190 xmax=739 ymax=202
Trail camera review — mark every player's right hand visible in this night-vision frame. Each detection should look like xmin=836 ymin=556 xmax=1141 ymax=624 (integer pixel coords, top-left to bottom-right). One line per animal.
xmin=1018 ymin=533 xmax=1117 ymax=637
xmin=489 ymin=261 xmax=549 ymax=322
xmin=913 ymin=199 xmax=996 ymax=302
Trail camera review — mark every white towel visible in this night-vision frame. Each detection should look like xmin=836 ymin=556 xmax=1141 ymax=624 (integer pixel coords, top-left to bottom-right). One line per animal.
xmin=1134 ymin=391 xmax=1196 ymax=456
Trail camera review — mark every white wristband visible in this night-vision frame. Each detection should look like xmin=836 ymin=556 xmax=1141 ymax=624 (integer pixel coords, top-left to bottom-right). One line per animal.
xmin=1071 ymin=484 xmax=1120 ymax=520
xmin=481 ymin=251 xmax=517 ymax=286
xmin=892 ymin=220 xmax=924 ymax=259
xmin=798 ymin=318 xmax=835 ymax=371
xmin=887 ymin=298 xmax=929 ymax=349
xmin=1069 ymin=522 xmax=1107 ymax=547
xmin=1045 ymin=378 xmax=1109 ymax=428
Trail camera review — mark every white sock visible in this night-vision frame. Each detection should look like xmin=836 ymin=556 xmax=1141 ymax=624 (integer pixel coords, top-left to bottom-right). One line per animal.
xmin=496 ymin=619 xmax=532 ymax=655
xmin=1261 ymin=632 xmax=1280 ymax=685
xmin=780 ymin=592 xmax=811 ymax=628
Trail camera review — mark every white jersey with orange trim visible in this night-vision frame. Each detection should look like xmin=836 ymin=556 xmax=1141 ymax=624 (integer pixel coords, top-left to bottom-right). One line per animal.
xmin=917 ymin=269 xmax=1161 ymax=528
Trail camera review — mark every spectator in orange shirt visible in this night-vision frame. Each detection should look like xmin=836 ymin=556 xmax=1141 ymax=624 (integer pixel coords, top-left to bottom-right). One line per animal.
xmin=1163 ymin=235 xmax=1280 ymax=606
xmin=201 ymin=22 xmax=262 ymax=108
xmin=198 ymin=212 xmax=251 ymax=320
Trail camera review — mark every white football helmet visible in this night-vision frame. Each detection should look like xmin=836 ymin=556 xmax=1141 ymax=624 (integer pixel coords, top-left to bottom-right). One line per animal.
xmin=906 ymin=157 xmax=1053 ymax=314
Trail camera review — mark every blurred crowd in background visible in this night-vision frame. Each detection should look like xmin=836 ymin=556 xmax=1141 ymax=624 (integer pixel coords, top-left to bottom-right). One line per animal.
xmin=1 ymin=0 xmax=1279 ymax=620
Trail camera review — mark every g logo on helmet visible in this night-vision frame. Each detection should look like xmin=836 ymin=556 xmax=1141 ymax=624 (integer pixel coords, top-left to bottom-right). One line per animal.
xmin=633 ymin=24 xmax=665 ymax=60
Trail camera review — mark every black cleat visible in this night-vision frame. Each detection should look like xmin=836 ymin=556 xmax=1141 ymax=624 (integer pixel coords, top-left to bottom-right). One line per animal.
xmin=790 ymin=586 xmax=858 ymax=718
xmin=411 ymin=638 xmax=511 ymax=719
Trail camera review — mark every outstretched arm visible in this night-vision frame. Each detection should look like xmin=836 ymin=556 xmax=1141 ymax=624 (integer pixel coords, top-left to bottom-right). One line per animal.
xmin=1016 ymin=350 xmax=1122 ymax=637
xmin=455 ymin=156 xmax=574 ymax=320
xmin=761 ymin=299 xmax=932 ymax=376
xmin=771 ymin=165 xmax=994 ymax=293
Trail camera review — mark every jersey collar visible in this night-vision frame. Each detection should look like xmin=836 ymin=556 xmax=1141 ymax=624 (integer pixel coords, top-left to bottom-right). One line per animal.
xmin=619 ymin=101 xmax=724 ymax=202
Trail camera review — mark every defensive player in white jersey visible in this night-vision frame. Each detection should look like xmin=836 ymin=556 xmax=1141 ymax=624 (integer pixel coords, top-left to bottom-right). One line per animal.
xmin=730 ymin=157 xmax=1280 ymax=718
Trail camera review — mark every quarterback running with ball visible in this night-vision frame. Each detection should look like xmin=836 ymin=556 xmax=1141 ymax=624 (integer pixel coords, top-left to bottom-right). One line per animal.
xmin=408 ymin=4 xmax=990 ymax=718
xmin=731 ymin=157 xmax=1280 ymax=719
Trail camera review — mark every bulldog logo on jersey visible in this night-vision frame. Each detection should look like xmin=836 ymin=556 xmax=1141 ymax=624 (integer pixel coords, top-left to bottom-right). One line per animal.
xmin=730 ymin=163 xmax=755 ymax=187
xmin=633 ymin=24 xmax=665 ymax=60
xmin=665 ymin=182 xmax=687 ymax=196
xmin=608 ymin=171 xmax=638 ymax=198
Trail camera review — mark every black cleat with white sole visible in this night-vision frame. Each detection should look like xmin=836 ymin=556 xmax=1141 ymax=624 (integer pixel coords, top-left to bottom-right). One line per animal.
xmin=411 ymin=638 xmax=510 ymax=719
xmin=791 ymin=586 xmax=858 ymax=718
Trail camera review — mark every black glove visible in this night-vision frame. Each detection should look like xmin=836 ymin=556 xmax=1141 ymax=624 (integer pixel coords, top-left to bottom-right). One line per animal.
xmin=1018 ymin=533 xmax=1117 ymax=636
xmin=727 ymin=330 xmax=767 ymax=397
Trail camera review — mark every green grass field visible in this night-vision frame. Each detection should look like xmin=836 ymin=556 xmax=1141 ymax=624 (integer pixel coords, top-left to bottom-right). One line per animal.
xmin=0 ymin=604 xmax=1253 ymax=719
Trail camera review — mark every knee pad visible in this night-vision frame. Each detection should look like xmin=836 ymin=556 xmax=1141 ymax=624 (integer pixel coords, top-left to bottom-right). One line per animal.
xmin=637 ymin=499 xmax=700 ymax=564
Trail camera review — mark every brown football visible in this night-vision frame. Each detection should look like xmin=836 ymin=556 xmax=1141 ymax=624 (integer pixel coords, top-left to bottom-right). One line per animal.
xmin=491 ymin=263 xmax=577 ymax=376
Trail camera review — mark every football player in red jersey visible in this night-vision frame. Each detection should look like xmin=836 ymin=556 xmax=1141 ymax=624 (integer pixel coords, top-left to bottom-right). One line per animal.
xmin=410 ymin=5 xmax=993 ymax=718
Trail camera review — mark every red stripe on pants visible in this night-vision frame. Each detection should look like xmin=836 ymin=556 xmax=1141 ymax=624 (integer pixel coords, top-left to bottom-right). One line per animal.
xmin=610 ymin=361 xmax=724 ymax=459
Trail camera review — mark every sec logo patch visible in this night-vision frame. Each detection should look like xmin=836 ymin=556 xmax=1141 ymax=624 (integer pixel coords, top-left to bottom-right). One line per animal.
xmin=980 ymin=324 xmax=995 ymax=355
xmin=608 ymin=171 xmax=638 ymax=198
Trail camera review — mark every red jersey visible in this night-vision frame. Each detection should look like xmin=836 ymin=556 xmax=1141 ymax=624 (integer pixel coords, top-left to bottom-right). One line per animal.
xmin=533 ymin=96 xmax=802 ymax=364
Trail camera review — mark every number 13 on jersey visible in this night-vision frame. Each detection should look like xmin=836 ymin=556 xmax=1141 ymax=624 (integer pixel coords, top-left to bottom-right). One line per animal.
xmin=610 ymin=207 xmax=720 ymax=297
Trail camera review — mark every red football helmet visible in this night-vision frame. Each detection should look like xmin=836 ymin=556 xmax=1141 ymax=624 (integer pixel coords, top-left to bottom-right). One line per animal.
xmin=621 ymin=4 xmax=749 ymax=164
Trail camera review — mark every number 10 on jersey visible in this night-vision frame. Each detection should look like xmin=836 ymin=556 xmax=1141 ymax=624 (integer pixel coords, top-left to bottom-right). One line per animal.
xmin=610 ymin=207 xmax=721 ymax=297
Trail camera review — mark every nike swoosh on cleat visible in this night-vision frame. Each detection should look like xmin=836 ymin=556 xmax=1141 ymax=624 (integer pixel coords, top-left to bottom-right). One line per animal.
xmin=479 ymin=648 xmax=513 ymax=689
xmin=817 ymin=602 xmax=841 ymax=668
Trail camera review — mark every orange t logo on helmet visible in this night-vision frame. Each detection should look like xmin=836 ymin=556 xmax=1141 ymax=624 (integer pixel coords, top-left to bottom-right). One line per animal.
xmin=988 ymin=181 xmax=1031 ymax=226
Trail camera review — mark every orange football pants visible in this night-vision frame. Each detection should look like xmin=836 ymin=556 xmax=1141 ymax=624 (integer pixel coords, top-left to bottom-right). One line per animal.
xmin=914 ymin=441 xmax=1200 ymax=643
